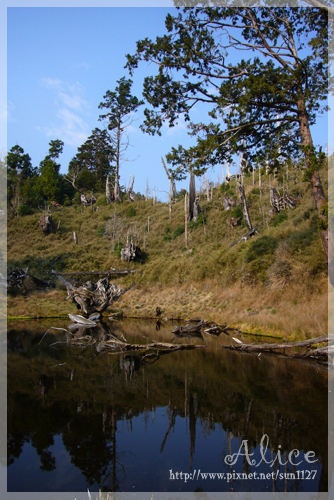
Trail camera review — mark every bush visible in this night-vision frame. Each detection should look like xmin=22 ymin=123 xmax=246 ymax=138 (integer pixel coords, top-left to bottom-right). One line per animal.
xmin=164 ymin=226 xmax=171 ymax=234
xmin=127 ymin=205 xmax=137 ymax=217
xmin=272 ymin=211 xmax=288 ymax=227
xmin=17 ymin=203 xmax=33 ymax=216
xmin=188 ymin=212 xmax=207 ymax=230
xmin=173 ymin=226 xmax=185 ymax=239
xmin=163 ymin=234 xmax=172 ymax=241
xmin=96 ymin=226 xmax=105 ymax=238
xmin=246 ymin=236 xmax=278 ymax=263
xmin=251 ymin=188 xmax=260 ymax=195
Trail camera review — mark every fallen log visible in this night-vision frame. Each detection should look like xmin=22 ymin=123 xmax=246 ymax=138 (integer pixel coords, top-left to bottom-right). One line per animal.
xmin=172 ymin=320 xmax=205 ymax=335
xmin=222 ymin=335 xmax=331 ymax=360
xmin=228 ymin=224 xmax=259 ymax=248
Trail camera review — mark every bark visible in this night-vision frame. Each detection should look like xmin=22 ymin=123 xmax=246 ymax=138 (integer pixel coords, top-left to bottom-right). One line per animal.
xmin=297 ymin=90 xmax=328 ymax=260
xmin=114 ymin=124 xmax=121 ymax=202
xmin=237 ymin=182 xmax=252 ymax=231
xmin=188 ymin=168 xmax=196 ymax=221
xmin=106 ymin=175 xmax=112 ymax=204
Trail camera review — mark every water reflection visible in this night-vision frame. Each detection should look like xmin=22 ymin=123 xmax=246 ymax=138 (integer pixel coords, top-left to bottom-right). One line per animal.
xmin=7 ymin=319 xmax=328 ymax=493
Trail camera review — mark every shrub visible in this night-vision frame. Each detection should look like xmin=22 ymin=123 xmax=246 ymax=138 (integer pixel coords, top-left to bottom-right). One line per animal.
xmin=188 ymin=212 xmax=207 ymax=230
xmin=164 ymin=226 xmax=171 ymax=234
xmin=272 ymin=211 xmax=288 ymax=227
xmin=246 ymin=236 xmax=278 ymax=263
xmin=127 ymin=205 xmax=137 ymax=217
xmin=251 ymin=188 xmax=260 ymax=195
xmin=163 ymin=234 xmax=172 ymax=241
xmin=17 ymin=204 xmax=33 ymax=216
xmin=173 ymin=226 xmax=185 ymax=239
xmin=96 ymin=226 xmax=105 ymax=238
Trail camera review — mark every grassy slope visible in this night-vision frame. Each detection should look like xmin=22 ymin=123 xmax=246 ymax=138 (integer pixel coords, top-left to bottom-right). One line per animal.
xmin=7 ymin=163 xmax=328 ymax=339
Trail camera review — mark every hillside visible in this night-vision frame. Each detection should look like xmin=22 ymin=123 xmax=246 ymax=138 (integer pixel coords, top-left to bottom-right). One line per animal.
xmin=7 ymin=162 xmax=328 ymax=340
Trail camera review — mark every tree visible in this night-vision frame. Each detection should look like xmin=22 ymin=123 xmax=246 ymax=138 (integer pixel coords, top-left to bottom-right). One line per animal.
xmin=126 ymin=3 xmax=331 ymax=259
xmin=98 ymin=77 xmax=143 ymax=201
xmin=37 ymin=140 xmax=64 ymax=203
xmin=7 ymin=145 xmax=38 ymax=216
xmin=67 ymin=128 xmax=115 ymax=193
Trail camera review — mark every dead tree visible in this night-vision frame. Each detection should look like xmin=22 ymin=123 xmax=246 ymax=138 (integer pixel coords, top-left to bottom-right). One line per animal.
xmin=106 ymin=175 xmax=112 ymax=204
xmin=127 ymin=175 xmax=135 ymax=201
xmin=120 ymin=241 xmax=141 ymax=262
xmin=188 ymin=168 xmax=197 ymax=221
xmin=237 ymin=181 xmax=253 ymax=231
xmin=193 ymin=196 xmax=201 ymax=222
xmin=39 ymin=213 xmax=52 ymax=234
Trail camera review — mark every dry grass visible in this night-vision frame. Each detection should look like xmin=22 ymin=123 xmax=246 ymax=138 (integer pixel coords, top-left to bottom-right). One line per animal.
xmin=7 ymin=164 xmax=329 ymax=339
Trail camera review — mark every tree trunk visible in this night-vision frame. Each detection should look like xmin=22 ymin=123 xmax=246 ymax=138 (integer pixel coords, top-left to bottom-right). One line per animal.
xmin=237 ymin=182 xmax=252 ymax=231
xmin=106 ymin=175 xmax=111 ymax=204
xmin=114 ymin=124 xmax=121 ymax=201
xmin=297 ymin=93 xmax=328 ymax=261
xmin=188 ymin=168 xmax=196 ymax=221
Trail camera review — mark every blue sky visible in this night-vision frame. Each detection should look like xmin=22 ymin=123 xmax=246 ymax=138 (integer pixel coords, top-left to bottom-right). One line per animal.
xmin=6 ymin=4 xmax=331 ymax=201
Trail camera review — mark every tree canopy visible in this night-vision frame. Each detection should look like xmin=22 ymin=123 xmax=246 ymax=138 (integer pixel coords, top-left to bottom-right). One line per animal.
xmin=98 ymin=77 xmax=144 ymax=201
xmin=126 ymin=2 xmax=330 ymax=258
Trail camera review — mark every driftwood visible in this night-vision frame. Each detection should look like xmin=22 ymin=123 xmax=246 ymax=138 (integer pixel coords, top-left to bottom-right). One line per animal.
xmin=222 ymin=335 xmax=332 ymax=362
xmin=172 ymin=320 xmax=205 ymax=335
xmin=52 ymin=271 xmax=129 ymax=315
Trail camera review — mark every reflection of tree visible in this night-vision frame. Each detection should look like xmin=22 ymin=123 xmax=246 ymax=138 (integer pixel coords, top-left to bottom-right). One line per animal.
xmin=62 ymin=407 xmax=122 ymax=490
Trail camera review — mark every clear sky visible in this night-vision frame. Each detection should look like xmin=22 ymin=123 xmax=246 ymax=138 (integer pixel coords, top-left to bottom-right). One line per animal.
xmin=6 ymin=4 xmax=331 ymax=201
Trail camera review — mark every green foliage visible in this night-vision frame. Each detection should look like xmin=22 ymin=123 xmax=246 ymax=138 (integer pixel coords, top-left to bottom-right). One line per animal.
xmin=164 ymin=226 xmax=171 ymax=234
xmin=230 ymin=206 xmax=243 ymax=224
xmin=17 ymin=203 xmax=33 ymax=216
xmin=272 ymin=211 xmax=288 ymax=227
xmin=188 ymin=212 xmax=207 ymax=230
xmin=126 ymin=205 xmax=137 ymax=217
xmin=246 ymin=236 xmax=278 ymax=263
xmin=96 ymin=226 xmax=105 ymax=238
xmin=173 ymin=226 xmax=185 ymax=239
xmin=114 ymin=241 xmax=123 ymax=258
xmin=163 ymin=234 xmax=172 ymax=241
xmin=251 ymin=188 xmax=260 ymax=195
xmin=287 ymin=218 xmax=319 ymax=254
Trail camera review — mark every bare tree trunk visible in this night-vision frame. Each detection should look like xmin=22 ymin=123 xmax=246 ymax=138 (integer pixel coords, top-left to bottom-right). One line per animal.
xmin=297 ymin=92 xmax=328 ymax=261
xmin=169 ymin=179 xmax=172 ymax=221
xmin=185 ymin=192 xmax=188 ymax=249
xmin=106 ymin=175 xmax=112 ymax=204
xmin=188 ymin=168 xmax=196 ymax=221
xmin=114 ymin=125 xmax=121 ymax=201
xmin=238 ymin=182 xmax=252 ymax=231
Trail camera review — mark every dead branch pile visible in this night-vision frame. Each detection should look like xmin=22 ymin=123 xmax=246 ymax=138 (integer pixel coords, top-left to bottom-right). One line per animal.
xmin=269 ymin=187 xmax=296 ymax=214
xmin=172 ymin=320 xmax=230 ymax=337
xmin=80 ymin=193 xmax=96 ymax=207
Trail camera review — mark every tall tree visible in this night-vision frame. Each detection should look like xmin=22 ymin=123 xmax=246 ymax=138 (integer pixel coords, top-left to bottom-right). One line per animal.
xmin=126 ymin=3 xmax=331 ymax=259
xmin=98 ymin=77 xmax=143 ymax=201
xmin=37 ymin=140 xmax=64 ymax=203
xmin=7 ymin=145 xmax=37 ymax=216
xmin=67 ymin=128 xmax=115 ymax=193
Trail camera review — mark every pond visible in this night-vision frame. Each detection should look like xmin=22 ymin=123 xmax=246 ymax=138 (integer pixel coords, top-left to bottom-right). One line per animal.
xmin=7 ymin=318 xmax=328 ymax=493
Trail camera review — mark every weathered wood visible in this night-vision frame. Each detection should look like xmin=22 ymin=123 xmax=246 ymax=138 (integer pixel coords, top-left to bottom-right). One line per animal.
xmin=172 ymin=320 xmax=204 ymax=335
xmin=61 ymin=270 xmax=136 ymax=276
xmin=237 ymin=181 xmax=252 ymax=231
xmin=222 ymin=335 xmax=330 ymax=353
xmin=80 ymin=193 xmax=96 ymax=207
xmin=52 ymin=271 xmax=130 ymax=315
xmin=228 ymin=224 xmax=259 ymax=248
xmin=39 ymin=214 xmax=52 ymax=234
xmin=120 ymin=241 xmax=141 ymax=262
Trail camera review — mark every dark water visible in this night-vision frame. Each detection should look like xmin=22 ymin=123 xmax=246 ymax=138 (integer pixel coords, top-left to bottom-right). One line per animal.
xmin=7 ymin=319 xmax=328 ymax=493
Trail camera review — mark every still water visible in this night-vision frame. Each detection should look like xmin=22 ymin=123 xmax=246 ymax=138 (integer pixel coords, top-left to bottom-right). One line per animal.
xmin=7 ymin=319 xmax=328 ymax=493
